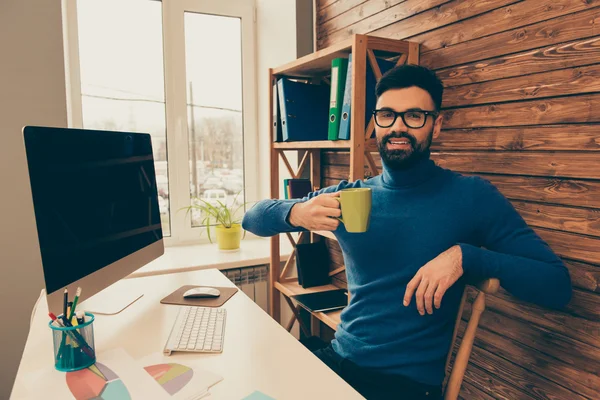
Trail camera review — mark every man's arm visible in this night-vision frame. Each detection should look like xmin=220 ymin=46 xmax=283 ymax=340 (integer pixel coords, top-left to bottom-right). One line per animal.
xmin=241 ymin=181 xmax=350 ymax=237
xmin=459 ymin=178 xmax=572 ymax=309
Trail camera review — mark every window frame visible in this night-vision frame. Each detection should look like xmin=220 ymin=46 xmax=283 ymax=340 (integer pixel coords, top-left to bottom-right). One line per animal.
xmin=62 ymin=0 xmax=259 ymax=246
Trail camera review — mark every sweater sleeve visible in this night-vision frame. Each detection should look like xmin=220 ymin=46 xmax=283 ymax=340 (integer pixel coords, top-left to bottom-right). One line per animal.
xmin=241 ymin=181 xmax=353 ymax=237
xmin=458 ymin=178 xmax=572 ymax=310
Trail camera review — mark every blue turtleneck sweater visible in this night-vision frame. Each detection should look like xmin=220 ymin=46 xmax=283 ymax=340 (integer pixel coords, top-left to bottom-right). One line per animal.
xmin=242 ymin=154 xmax=572 ymax=386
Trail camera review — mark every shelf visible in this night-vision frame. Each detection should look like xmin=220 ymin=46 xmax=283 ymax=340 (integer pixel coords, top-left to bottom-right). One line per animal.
xmin=274 ymin=280 xmax=339 ymax=297
xmin=273 ymin=138 xmax=377 ymax=151
xmin=272 ymin=38 xmax=353 ymax=77
xmin=313 ymin=230 xmax=337 ymax=241
xmin=274 ymin=280 xmax=343 ymax=331
xmin=273 ymin=140 xmax=351 ymax=150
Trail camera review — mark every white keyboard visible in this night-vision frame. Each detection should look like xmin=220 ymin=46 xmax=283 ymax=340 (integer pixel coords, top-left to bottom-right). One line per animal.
xmin=163 ymin=306 xmax=226 ymax=355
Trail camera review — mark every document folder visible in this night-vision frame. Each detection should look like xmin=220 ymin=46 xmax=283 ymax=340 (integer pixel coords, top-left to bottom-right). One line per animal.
xmin=272 ymin=82 xmax=283 ymax=142
xmin=328 ymin=57 xmax=349 ymax=141
xmin=338 ymin=54 xmax=353 ymax=140
xmin=277 ymin=78 xmax=329 ymax=142
xmin=291 ymin=289 xmax=348 ymax=313
xmin=338 ymin=55 xmax=397 ymax=140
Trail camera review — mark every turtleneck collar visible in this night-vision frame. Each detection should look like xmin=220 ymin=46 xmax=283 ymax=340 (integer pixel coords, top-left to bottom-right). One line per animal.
xmin=380 ymin=150 xmax=440 ymax=189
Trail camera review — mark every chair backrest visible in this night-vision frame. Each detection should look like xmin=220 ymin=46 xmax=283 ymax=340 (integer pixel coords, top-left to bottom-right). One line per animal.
xmin=443 ymin=278 xmax=500 ymax=400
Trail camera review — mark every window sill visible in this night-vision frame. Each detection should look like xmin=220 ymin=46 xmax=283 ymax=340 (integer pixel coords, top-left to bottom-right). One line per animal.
xmin=126 ymin=236 xmax=294 ymax=279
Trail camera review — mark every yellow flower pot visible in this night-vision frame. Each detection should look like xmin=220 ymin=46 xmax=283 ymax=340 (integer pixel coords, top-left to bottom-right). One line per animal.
xmin=215 ymin=224 xmax=242 ymax=251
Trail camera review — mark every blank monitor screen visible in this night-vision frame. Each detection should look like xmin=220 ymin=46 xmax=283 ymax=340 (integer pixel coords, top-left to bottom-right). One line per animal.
xmin=23 ymin=126 xmax=163 ymax=296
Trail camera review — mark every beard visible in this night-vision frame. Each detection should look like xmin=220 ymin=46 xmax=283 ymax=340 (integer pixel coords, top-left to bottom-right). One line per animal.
xmin=376 ymin=128 xmax=434 ymax=170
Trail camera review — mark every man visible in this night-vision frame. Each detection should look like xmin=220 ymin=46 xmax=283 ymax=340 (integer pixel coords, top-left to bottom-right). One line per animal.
xmin=242 ymin=65 xmax=572 ymax=399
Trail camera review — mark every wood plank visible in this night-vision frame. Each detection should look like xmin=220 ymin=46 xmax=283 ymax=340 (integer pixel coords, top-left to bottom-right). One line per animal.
xmin=314 ymin=309 xmax=342 ymax=331
xmin=431 ymin=151 xmax=600 ymax=179
xmin=317 ymin=0 xmax=369 ymax=25
xmin=563 ymin=259 xmax=600 ymax=294
xmin=461 ymin=360 xmax=537 ymax=400
xmin=443 ymin=63 xmax=600 ymax=108
xmin=365 ymin=35 xmax=410 ymax=54
xmin=462 ymin=292 xmax=600 ymax=377
xmin=441 ymin=93 xmax=600 ymax=129
xmin=453 ymin=333 xmax=588 ymax=400
xmin=468 ymin=321 xmax=600 ymax=398
xmin=512 ymin=200 xmax=600 ymax=237
xmin=318 ymin=0 xmax=407 ymax=37
xmin=316 ymin=0 xmax=339 ymax=10
xmin=411 ymin=0 xmax=600 ymax=53
xmin=479 ymin=174 xmax=600 ymax=209
xmin=494 ymin=285 xmax=600 ymax=329
xmin=377 ymin=0 xmax=522 ymax=42
xmin=458 ymin=381 xmax=496 ymax=400
xmin=436 ymin=35 xmax=600 ymax=87
xmin=314 ymin=230 xmax=337 ymax=241
xmin=432 ymin=125 xmax=600 ymax=152
xmin=318 ymin=0 xmax=452 ymax=48
xmin=274 ymin=280 xmax=339 ymax=297
xmin=421 ymin=7 xmax=600 ymax=69
xmin=483 ymin=288 xmax=600 ymax=348
xmin=322 ymin=162 xmax=600 ymax=209
xmin=565 ymin=288 xmax=600 ymax=322
xmin=535 ymin=226 xmax=600 ymax=265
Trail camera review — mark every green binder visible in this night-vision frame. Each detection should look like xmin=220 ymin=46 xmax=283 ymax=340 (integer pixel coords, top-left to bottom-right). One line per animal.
xmin=327 ymin=57 xmax=349 ymax=141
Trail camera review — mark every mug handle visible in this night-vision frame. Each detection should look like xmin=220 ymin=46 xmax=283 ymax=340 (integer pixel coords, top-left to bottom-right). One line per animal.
xmin=333 ymin=197 xmax=344 ymax=224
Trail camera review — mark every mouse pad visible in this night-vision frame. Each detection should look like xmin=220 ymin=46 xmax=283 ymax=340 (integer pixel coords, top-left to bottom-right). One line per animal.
xmin=160 ymin=285 xmax=238 ymax=308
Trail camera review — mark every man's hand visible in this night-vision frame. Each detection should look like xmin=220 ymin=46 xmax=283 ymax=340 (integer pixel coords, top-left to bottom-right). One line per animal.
xmin=403 ymin=245 xmax=463 ymax=315
xmin=288 ymin=192 xmax=341 ymax=231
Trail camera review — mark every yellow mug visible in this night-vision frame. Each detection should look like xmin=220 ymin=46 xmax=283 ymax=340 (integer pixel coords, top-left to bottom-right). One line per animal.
xmin=334 ymin=188 xmax=372 ymax=233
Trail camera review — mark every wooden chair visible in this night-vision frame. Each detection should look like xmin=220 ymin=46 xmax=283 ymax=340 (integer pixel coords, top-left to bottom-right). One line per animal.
xmin=443 ymin=278 xmax=500 ymax=399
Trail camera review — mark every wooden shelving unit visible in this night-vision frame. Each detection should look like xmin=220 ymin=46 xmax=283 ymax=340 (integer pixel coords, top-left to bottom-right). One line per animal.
xmin=268 ymin=34 xmax=420 ymax=334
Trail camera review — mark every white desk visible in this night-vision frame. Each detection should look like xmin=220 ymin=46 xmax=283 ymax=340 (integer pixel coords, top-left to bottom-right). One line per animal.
xmin=12 ymin=268 xmax=362 ymax=399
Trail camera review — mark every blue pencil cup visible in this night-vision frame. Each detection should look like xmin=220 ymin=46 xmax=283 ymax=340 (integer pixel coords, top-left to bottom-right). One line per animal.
xmin=49 ymin=312 xmax=96 ymax=372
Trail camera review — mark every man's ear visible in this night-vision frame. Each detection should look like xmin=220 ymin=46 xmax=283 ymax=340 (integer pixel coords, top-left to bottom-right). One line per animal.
xmin=432 ymin=113 xmax=443 ymax=139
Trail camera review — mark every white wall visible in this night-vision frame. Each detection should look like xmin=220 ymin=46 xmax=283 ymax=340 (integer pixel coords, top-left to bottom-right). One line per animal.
xmin=0 ymin=1 xmax=68 ymax=398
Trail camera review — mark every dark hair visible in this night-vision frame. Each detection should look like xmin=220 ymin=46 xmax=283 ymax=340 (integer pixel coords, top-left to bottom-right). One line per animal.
xmin=375 ymin=64 xmax=444 ymax=111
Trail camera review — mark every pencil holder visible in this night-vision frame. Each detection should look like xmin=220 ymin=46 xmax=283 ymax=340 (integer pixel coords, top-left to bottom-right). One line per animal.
xmin=49 ymin=312 xmax=96 ymax=372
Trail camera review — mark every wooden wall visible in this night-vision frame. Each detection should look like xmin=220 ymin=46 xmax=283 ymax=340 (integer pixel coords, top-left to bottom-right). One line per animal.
xmin=315 ymin=1 xmax=600 ymax=399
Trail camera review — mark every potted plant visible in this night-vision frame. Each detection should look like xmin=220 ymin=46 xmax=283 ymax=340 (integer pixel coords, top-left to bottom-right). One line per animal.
xmin=180 ymin=192 xmax=251 ymax=251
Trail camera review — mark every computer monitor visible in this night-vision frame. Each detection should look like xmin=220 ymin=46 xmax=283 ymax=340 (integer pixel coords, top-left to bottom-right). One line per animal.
xmin=23 ymin=126 xmax=164 ymax=316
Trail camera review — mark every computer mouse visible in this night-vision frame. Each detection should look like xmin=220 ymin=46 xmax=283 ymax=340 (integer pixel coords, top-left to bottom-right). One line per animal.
xmin=183 ymin=287 xmax=221 ymax=298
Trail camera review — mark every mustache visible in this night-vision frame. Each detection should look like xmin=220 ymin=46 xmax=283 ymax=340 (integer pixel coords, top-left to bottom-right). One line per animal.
xmin=381 ymin=132 xmax=416 ymax=146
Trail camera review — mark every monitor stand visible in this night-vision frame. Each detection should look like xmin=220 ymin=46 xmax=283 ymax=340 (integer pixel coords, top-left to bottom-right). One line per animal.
xmin=78 ymin=279 xmax=144 ymax=316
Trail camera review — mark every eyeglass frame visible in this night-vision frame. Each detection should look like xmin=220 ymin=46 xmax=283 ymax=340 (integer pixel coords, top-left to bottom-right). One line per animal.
xmin=372 ymin=109 xmax=439 ymax=129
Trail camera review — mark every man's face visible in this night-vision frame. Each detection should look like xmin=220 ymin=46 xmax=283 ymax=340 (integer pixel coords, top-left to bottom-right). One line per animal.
xmin=374 ymin=86 xmax=443 ymax=170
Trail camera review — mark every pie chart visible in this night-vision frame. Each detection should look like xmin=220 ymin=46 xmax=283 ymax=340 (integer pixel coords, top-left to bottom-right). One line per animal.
xmin=66 ymin=363 xmax=131 ymax=400
xmin=144 ymin=363 xmax=194 ymax=395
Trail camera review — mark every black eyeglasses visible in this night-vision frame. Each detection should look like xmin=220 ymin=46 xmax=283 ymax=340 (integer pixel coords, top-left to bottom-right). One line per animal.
xmin=372 ymin=109 xmax=438 ymax=129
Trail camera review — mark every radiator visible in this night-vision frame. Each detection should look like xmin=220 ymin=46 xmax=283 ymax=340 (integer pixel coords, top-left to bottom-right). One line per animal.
xmin=223 ymin=265 xmax=269 ymax=312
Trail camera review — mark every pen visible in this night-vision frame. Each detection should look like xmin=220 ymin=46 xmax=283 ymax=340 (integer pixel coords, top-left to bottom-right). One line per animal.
xmin=66 ymin=302 xmax=73 ymax=323
xmin=68 ymin=287 xmax=81 ymax=321
xmin=49 ymin=312 xmax=94 ymax=359
xmin=63 ymin=288 xmax=68 ymax=322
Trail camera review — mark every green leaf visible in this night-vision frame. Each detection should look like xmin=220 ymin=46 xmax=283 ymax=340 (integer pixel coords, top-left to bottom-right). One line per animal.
xmin=205 ymin=216 xmax=213 ymax=243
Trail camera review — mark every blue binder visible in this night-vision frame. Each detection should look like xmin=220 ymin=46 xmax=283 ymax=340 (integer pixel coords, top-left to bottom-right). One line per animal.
xmin=277 ymin=78 xmax=330 ymax=142
xmin=338 ymin=55 xmax=397 ymax=140
xmin=272 ymin=82 xmax=283 ymax=142
xmin=338 ymin=54 xmax=353 ymax=140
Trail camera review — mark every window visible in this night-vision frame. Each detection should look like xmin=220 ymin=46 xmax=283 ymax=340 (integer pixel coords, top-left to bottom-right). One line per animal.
xmin=63 ymin=0 xmax=257 ymax=245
